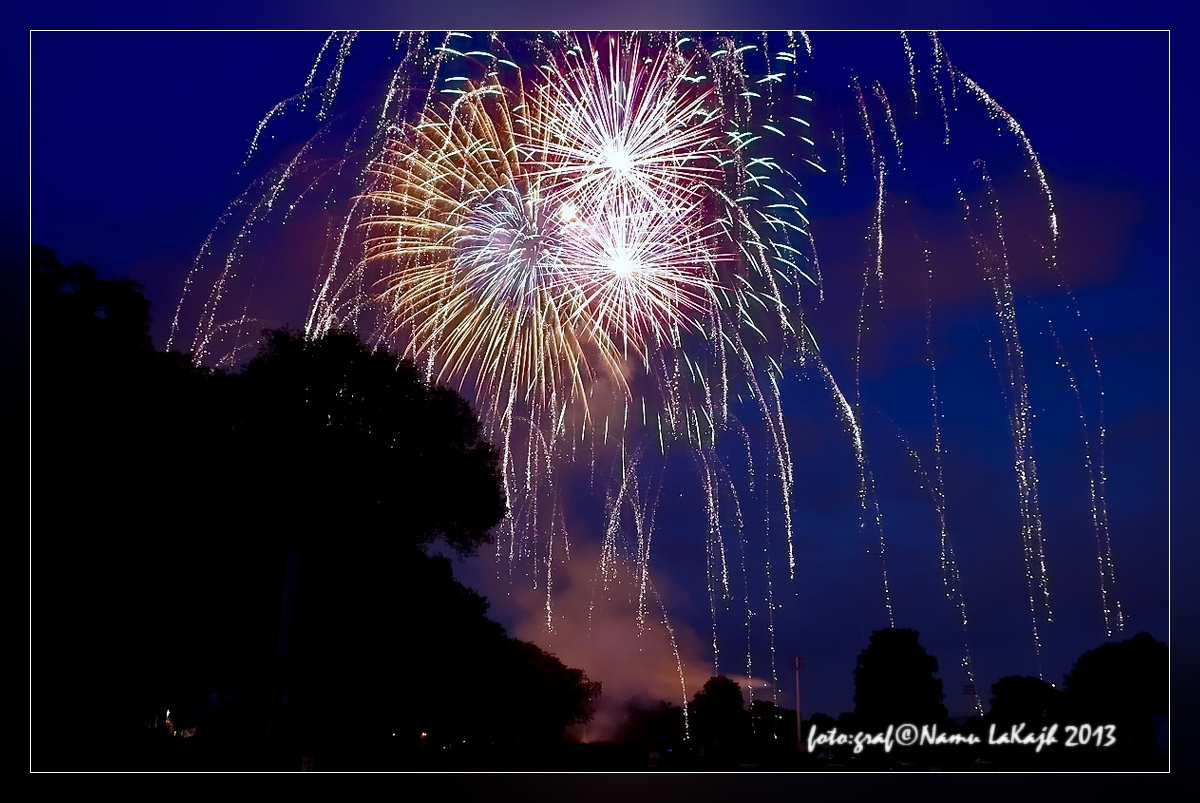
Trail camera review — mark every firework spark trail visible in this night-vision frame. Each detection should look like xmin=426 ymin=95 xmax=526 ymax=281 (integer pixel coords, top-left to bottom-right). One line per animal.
xmin=769 ymin=366 xmax=797 ymax=579
xmin=901 ymin=32 xmax=919 ymax=109
xmin=928 ymin=375 xmax=984 ymax=716
xmin=979 ymin=167 xmax=1052 ymax=621
xmin=893 ymin=408 xmax=984 ymax=716
xmin=545 ymin=498 xmax=555 ymax=631
xmin=302 ymin=32 xmax=338 ymax=103
xmin=318 ymin=32 xmax=357 ymax=121
xmin=1042 ymin=314 xmax=1126 ymax=636
xmin=541 ymin=433 xmax=571 ymax=633
xmin=832 ymin=119 xmax=848 ymax=184
xmin=757 ymin=400 xmax=783 ymax=703
xmin=733 ymin=335 xmax=800 ymax=592
xmin=853 ymin=77 xmax=887 ymax=299
xmin=307 ymin=191 xmax=372 ymax=337
xmin=916 ymin=262 xmax=985 ymax=714
xmin=815 ymin=356 xmax=894 ymax=626
xmin=647 ymin=580 xmax=691 ymax=740
xmin=982 ymin=336 xmax=1045 ymax=677
xmin=168 ymin=208 xmax=237 ymax=352
xmin=866 ymin=463 xmax=895 ymax=628
xmin=849 ymin=76 xmax=896 ymax=627
xmin=310 ymin=38 xmax=445 ymax=338
xmin=930 ymin=33 xmax=953 ymax=146
xmin=1064 ymin=306 xmax=1125 ymax=635
xmin=696 ymin=449 xmax=728 ymax=674
xmin=962 ymin=164 xmax=1053 ymax=668
xmin=955 ymin=72 xmax=1058 ymax=242
xmin=633 ymin=461 xmax=663 ymax=635
xmin=929 ymin=34 xmax=1079 ymax=651
xmin=873 ymin=81 xmax=903 ymax=166
xmin=246 ymin=89 xmax=318 ymax=164
xmin=783 ymin=31 xmax=812 ymax=60
xmin=716 ymin=451 xmax=754 ymax=702
xmin=601 ymin=457 xmax=637 ymax=595
xmin=190 ymin=106 xmax=357 ymax=363
xmin=496 ymin=393 xmax=517 ymax=577
xmin=1016 ymin=168 xmax=1122 ymax=636
xmin=376 ymin=32 xmax=422 ymax=138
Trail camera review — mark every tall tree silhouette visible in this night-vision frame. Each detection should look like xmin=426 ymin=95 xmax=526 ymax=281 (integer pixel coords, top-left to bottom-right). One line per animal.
xmin=689 ymin=675 xmax=750 ymax=762
xmin=853 ymin=628 xmax=948 ymax=728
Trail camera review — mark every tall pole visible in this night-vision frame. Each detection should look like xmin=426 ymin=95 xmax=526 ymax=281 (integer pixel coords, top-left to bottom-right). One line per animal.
xmin=792 ymin=656 xmax=805 ymax=752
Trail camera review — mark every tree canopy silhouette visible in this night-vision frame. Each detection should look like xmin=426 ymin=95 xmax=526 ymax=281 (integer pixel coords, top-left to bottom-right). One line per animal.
xmin=235 ymin=327 xmax=505 ymax=555
xmin=32 ymin=247 xmax=595 ymax=769
xmin=988 ymin=675 xmax=1060 ymax=728
xmin=853 ymin=627 xmax=948 ymax=728
xmin=689 ymin=675 xmax=750 ymax=757
xmin=33 ymin=244 xmax=153 ymax=361
xmin=616 ymin=698 xmax=687 ymax=752
xmin=34 ymin=246 xmax=229 ymax=767
xmin=1061 ymin=631 xmax=1167 ymax=761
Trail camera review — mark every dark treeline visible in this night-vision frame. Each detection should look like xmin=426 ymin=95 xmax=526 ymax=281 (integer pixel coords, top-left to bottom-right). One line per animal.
xmin=32 ymin=247 xmax=598 ymax=770
xmin=605 ymin=627 xmax=1167 ymax=771
xmin=613 ymin=675 xmax=801 ymax=770
xmin=810 ymin=627 xmax=1167 ymax=770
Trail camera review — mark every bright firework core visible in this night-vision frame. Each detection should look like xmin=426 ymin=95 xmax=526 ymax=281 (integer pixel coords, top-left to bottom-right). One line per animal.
xmin=604 ymin=143 xmax=633 ymax=174
xmin=609 ymin=253 xmax=638 ymax=277
xmin=456 ymin=187 xmax=562 ymax=309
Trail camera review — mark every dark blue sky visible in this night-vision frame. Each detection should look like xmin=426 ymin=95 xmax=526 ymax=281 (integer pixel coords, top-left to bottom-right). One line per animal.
xmin=24 ymin=7 xmax=1184 ymax=733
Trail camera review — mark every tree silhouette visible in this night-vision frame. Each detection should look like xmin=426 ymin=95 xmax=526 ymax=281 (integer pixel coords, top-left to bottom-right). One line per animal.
xmin=236 ymin=327 xmax=505 ymax=555
xmin=988 ymin=675 xmax=1060 ymax=727
xmin=689 ymin=675 xmax=750 ymax=760
xmin=33 ymin=246 xmax=225 ymax=768
xmin=1061 ymin=631 xmax=1167 ymax=762
xmin=32 ymin=248 xmax=594 ymax=769
xmin=616 ymin=699 xmax=687 ymax=752
xmin=853 ymin=628 xmax=948 ymax=728
xmin=284 ymin=544 xmax=599 ymax=766
xmin=749 ymin=699 xmax=796 ymax=752
xmin=33 ymin=244 xmax=153 ymax=361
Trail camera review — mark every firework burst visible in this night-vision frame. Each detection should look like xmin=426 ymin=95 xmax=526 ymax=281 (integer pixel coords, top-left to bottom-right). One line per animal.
xmin=362 ymin=34 xmax=764 ymax=433
xmin=169 ymin=31 xmax=1140 ymax=719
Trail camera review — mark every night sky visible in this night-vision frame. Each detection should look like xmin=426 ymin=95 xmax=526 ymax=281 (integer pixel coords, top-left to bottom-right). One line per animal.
xmin=25 ymin=6 xmax=1186 ymax=743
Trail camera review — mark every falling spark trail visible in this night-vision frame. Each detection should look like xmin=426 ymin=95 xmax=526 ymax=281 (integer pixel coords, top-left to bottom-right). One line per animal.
xmin=901 ymin=32 xmax=918 ymax=108
xmin=963 ymin=165 xmax=1052 ymax=669
xmin=930 ymin=33 xmax=953 ymax=146
xmin=920 ymin=260 xmax=984 ymax=712
xmin=847 ymin=77 xmax=895 ymax=626
xmin=955 ymin=73 xmax=1058 ymax=242
xmin=1043 ymin=314 xmax=1125 ymax=636
xmin=873 ymin=81 xmax=903 ymax=165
